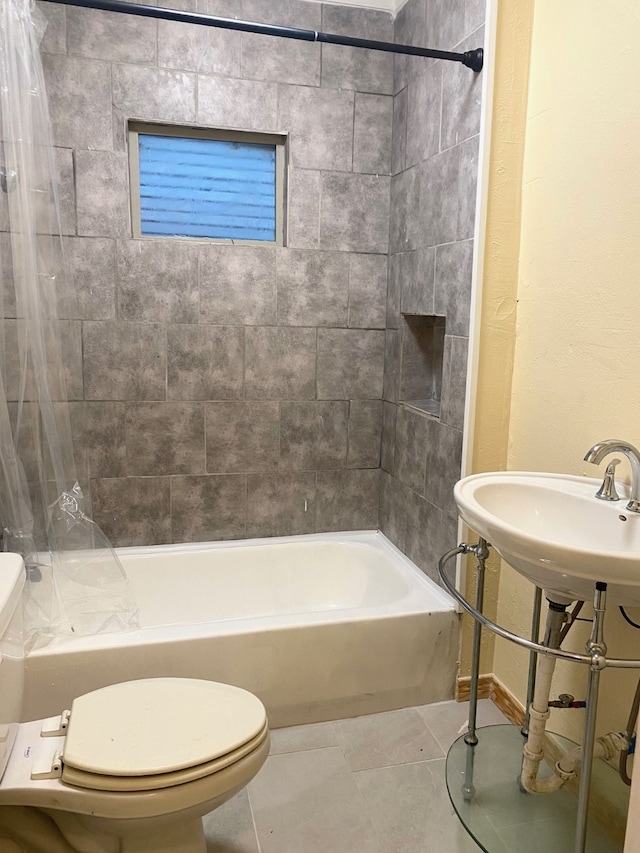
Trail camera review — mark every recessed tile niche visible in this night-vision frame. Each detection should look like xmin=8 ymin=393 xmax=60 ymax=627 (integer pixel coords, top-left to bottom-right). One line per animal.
xmin=399 ymin=314 xmax=446 ymax=418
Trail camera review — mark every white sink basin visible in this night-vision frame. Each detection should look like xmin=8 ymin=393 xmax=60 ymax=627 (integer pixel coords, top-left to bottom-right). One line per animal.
xmin=454 ymin=471 xmax=640 ymax=606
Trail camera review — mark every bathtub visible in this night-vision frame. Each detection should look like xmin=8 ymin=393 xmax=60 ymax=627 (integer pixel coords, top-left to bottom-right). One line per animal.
xmin=23 ymin=531 xmax=459 ymax=727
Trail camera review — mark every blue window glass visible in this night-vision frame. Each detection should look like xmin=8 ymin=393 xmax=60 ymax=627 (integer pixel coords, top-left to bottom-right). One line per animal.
xmin=137 ymin=133 xmax=277 ymax=242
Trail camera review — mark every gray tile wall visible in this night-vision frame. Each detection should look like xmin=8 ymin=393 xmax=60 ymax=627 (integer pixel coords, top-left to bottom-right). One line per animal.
xmin=379 ymin=0 xmax=485 ymax=584
xmin=24 ymin=0 xmax=394 ymax=546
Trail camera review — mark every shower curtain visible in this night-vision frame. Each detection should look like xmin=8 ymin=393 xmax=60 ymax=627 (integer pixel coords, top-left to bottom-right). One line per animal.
xmin=0 ymin=0 xmax=138 ymax=645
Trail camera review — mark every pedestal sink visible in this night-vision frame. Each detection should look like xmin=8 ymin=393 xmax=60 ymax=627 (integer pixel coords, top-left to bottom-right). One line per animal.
xmin=454 ymin=471 xmax=640 ymax=606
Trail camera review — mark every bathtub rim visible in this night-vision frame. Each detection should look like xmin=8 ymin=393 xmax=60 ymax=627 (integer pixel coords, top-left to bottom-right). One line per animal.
xmin=28 ymin=530 xmax=456 ymax=655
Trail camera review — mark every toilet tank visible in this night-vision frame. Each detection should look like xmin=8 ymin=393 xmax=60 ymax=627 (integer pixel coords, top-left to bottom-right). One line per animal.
xmin=0 ymin=554 xmax=25 ymax=779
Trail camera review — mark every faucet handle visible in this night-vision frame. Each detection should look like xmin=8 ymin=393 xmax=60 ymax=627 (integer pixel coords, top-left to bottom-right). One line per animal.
xmin=595 ymin=459 xmax=621 ymax=501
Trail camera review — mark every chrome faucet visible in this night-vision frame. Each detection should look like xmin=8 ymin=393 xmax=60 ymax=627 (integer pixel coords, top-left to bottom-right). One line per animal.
xmin=584 ymin=439 xmax=640 ymax=513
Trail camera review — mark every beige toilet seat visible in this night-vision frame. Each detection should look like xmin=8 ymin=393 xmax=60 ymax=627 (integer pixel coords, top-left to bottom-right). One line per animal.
xmin=60 ymin=678 xmax=268 ymax=793
xmin=62 ymin=720 xmax=269 ymax=792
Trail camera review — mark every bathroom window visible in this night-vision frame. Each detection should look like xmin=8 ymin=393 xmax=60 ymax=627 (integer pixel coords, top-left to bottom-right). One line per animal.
xmin=128 ymin=122 xmax=286 ymax=245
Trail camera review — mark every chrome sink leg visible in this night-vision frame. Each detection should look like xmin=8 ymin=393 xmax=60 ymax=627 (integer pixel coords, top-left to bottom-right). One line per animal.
xmin=574 ymin=581 xmax=607 ymax=853
xmin=462 ymin=538 xmax=489 ymax=801
xmin=522 ymin=587 xmax=543 ymax=738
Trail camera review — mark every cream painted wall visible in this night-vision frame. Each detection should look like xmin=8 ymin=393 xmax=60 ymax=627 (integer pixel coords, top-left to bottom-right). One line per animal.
xmin=460 ymin=0 xmax=534 ymax=678
xmin=489 ymin=0 xmax=640 ymax=745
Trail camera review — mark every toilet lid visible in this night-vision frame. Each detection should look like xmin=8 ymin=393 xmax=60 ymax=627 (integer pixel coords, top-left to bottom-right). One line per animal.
xmin=62 ymin=678 xmax=267 ymax=777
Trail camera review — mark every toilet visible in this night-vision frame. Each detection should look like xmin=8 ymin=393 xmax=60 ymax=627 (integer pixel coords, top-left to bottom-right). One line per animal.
xmin=0 ymin=554 xmax=270 ymax=853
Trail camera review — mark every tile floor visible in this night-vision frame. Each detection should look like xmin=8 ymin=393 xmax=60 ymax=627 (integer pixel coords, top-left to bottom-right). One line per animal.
xmin=202 ymin=699 xmax=508 ymax=853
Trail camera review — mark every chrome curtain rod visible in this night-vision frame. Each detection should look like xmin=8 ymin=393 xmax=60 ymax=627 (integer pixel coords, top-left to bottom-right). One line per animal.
xmin=45 ymin=0 xmax=484 ymax=71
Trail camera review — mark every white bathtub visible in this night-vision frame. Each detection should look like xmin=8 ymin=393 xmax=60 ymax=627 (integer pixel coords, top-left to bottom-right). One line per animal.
xmin=24 ymin=531 xmax=459 ymax=727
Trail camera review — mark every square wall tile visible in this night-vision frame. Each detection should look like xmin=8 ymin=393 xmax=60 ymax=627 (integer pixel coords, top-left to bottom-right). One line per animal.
xmin=399 ymin=246 xmax=435 ymax=316
xmin=63 ymin=238 xmax=117 ymax=320
xmin=280 ymin=401 xmax=348 ymax=470
xmin=320 ymin=173 xmax=390 ymax=254
xmin=125 ymin=402 xmax=205 ymax=476
xmin=60 ymin=320 xmax=84 ymax=401
xmin=66 ymin=6 xmax=157 ymax=62
xmin=276 ymin=249 xmax=349 ymax=327
xmin=38 ymin=1 xmax=66 ymax=55
xmin=42 ymin=54 xmax=112 ymax=149
xmin=50 ymin=148 xmax=77 ymax=237
xmin=3 ymin=320 xmax=84 ymax=402
xmin=7 ymin=403 xmax=44 ymax=483
xmin=117 ymin=240 xmax=199 ymax=323
xmin=393 ymin=0 xmax=427 ymax=94
xmin=321 ymin=44 xmax=393 ymax=96
xmin=441 ymin=29 xmax=484 ymax=149
xmin=383 ymin=329 xmax=400 ymax=403
xmin=434 ymin=239 xmax=474 ymax=337
xmin=0 ymin=234 xmax=16 ymax=318
xmin=457 ymin=134 xmax=480 ymax=241
xmin=197 ymin=77 xmax=278 ymax=131
xmin=205 ymin=401 xmax=279 ymax=473
xmin=246 ymin=471 xmax=316 ymax=538
xmin=353 ymin=94 xmax=393 ymax=176
xmin=242 ymin=34 xmax=320 ymax=86
xmin=405 ymin=64 xmax=442 ymax=168
xmin=321 ymin=4 xmax=393 ymax=40
xmin=440 ymin=334 xmax=468 ymax=431
xmin=158 ymin=20 xmax=240 ymax=74
xmin=393 ymin=404 xmax=428 ymax=495
xmin=420 ymin=147 xmax=460 ymax=248
xmin=199 ymin=245 xmax=276 ymax=326
xmin=167 ymin=325 xmax=244 ymax=401
xmin=171 ymin=474 xmax=246 ymax=542
xmin=317 ymin=329 xmax=385 ymax=400
xmin=83 ymin=321 xmax=166 ymax=400
xmin=70 ymin=401 xmax=127 ymax=479
xmin=380 ymin=401 xmax=397 ymax=474
xmin=391 ymin=88 xmax=407 ymax=177
xmin=425 ymin=0 xmax=467 ymax=51
xmin=379 ymin=469 xmax=407 ymax=551
xmin=348 ymin=400 xmax=382 ymax=469
xmin=424 ymin=420 xmax=463 ymax=519
xmin=389 ymin=166 xmax=420 ymax=254
xmin=245 ymin=327 xmax=316 ymax=400
xmin=112 ymin=63 xmax=196 ymax=132
xmin=278 ymin=85 xmax=354 ymax=172
xmin=287 ymin=169 xmax=320 ymax=249
xmin=76 ymin=151 xmax=130 ymax=239
xmin=243 ymin=0 xmax=321 ymax=29
xmin=386 ymin=255 xmax=401 ymax=330
xmin=91 ymin=476 xmax=171 ymax=546
xmin=466 ymin=0 xmax=487 ymax=31
xmin=348 ymin=254 xmax=387 ymax=330
xmin=402 ymin=489 xmax=454 ymax=584
xmin=316 ymin=469 xmax=379 ymax=532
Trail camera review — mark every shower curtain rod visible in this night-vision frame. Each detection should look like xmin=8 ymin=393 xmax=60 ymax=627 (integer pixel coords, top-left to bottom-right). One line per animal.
xmin=45 ymin=0 xmax=484 ymax=72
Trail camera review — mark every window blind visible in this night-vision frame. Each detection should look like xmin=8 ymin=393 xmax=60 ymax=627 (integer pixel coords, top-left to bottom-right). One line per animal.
xmin=138 ymin=134 xmax=277 ymax=241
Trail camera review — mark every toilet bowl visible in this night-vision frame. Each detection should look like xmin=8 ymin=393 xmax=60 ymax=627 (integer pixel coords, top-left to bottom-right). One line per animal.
xmin=0 ymin=556 xmax=270 ymax=853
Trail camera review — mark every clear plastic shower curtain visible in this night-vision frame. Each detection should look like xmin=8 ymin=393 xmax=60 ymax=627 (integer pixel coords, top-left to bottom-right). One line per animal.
xmin=0 ymin=0 xmax=138 ymax=645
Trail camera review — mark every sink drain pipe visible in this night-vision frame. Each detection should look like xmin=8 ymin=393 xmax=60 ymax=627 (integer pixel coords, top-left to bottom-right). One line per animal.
xmin=521 ymin=584 xmax=625 ymax=800
xmin=520 ymin=599 xmax=568 ymax=793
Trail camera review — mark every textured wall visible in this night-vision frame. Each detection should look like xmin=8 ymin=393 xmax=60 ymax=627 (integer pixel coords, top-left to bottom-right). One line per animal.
xmin=23 ymin=0 xmax=395 ymax=546
xmin=379 ymin=0 xmax=485 ymax=584
xmin=489 ymin=0 xmax=640 ymax=746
